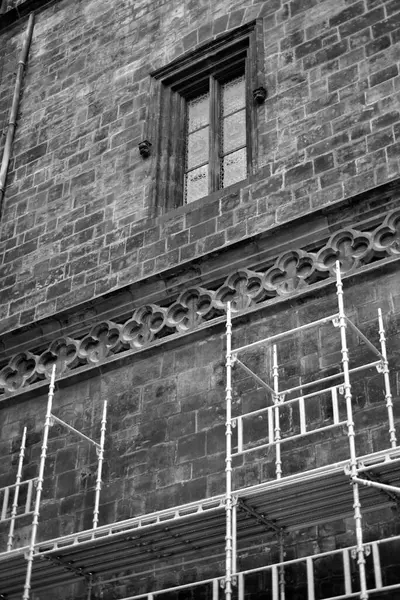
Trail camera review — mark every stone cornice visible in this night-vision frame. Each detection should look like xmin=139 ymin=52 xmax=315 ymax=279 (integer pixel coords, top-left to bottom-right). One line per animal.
xmin=0 ymin=185 xmax=398 ymax=358
xmin=0 ymin=186 xmax=395 ymax=360
xmin=0 ymin=204 xmax=398 ymax=404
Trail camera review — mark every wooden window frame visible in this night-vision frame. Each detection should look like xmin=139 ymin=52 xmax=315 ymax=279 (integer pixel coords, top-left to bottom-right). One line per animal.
xmin=149 ymin=20 xmax=264 ymax=213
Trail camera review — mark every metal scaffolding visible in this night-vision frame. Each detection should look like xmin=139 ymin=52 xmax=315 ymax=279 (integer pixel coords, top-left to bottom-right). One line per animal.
xmin=223 ymin=261 xmax=399 ymax=600
xmin=0 ymin=365 xmax=108 ymax=600
xmin=0 ymin=261 xmax=399 ymax=599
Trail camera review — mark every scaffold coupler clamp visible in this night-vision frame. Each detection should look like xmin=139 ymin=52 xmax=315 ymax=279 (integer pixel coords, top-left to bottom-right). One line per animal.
xmin=332 ymin=316 xmax=341 ymax=328
xmin=351 ymin=544 xmax=370 ymax=559
xmin=376 ymin=360 xmax=385 ymax=373
xmin=223 ymin=494 xmax=238 ymax=507
xmin=220 ymin=576 xmax=238 ymax=588
xmin=231 ymin=353 xmax=237 ymax=366
xmin=344 ymin=463 xmax=354 ymax=479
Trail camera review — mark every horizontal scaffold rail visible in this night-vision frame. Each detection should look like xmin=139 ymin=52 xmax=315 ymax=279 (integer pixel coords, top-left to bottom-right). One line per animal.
xmin=232 ymin=313 xmax=340 ymax=355
xmin=233 ymin=384 xmax=345 ymax=456
xmin=356 ymin=447 xmax=400 ymax=471
xmin=231 ymin=313 xmax=383 ymax=361
xmin=234 ymin=352 xmax=382 ymax=403
xmin=0 ymin=495 xmax=226 ymax=559
xmin=351 ymin=475 xmax=400 ymax=496
xmin=98 ymin=533 xmax=400 ymax=600
xmin=279 ymin=360 xmax=381 ymax=397
xmin=0 ymin=478 xmax=37 ymax=521
xmin=234 ymin=445 xmax=400 ymax=499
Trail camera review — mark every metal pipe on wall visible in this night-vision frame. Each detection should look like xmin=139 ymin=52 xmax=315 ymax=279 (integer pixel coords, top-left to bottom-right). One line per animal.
xmin=0 ymin=12 xmax=35 ymax=216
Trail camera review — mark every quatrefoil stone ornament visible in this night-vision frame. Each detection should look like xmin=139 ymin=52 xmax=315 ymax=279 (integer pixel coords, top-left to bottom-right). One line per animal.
xmin=264 ymin=251 xmax=316 ymax=297
xmin=79 ymin=321 xmax=123 ymax=365
xmin=373 ymin=209 xmax=400 ymax=256
xmin=215 ymin=269 xmax=268 ymax=312
xmin=122 ymin=305 xmax=167 ymax=349
xmin=316 ymin=229 xmax=373 ymax=276
xmin=0 ymin=352 xmax=37 ymax=392
xmin=166 ymin=288 xmax=215 ymax=332
xmin=37 ymin=337 xmax=80 ymax=378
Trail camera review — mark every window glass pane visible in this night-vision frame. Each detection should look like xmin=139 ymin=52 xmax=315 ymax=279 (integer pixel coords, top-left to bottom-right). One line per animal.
xmin=221 ymin=109 xmax=246 ymax=154
xmin=221 ymin=74 xmax=245 ymax=116
xmin=221 ymin=148 xmax=246 ymax=188
xmin=185 ymin=165 xmax=209 ymax=203
xmin=187 ymin=92 xmax=209 ymax=133
xmin=186 ymin=126 xmax=209 ymax=170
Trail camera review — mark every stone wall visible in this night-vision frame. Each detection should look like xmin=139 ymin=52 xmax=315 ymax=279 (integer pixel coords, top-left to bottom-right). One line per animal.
xmin=0 ymin=261 xmax=399 ymax=599
xmin=0 ymin=0 xmax=400 ymax=598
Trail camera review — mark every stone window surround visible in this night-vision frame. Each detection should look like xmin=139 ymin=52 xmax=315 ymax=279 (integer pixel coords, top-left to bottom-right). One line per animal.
xmin=147 ymin=19 xmax=265 ymax=215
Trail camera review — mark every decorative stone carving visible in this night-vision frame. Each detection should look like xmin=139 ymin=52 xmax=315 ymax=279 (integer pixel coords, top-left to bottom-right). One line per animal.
xmin=0 ymin=207 xmax=398 ymax=396
xmin=122 ymin=305 xmax=167 ymax=349
xmin=264 ymin=250 xmax=316 ymax=296
xmin=167 ymin=288 xmax=216 ymax=332
xmin=373 ymin=210 xmax=400 ymax=255
xmin=252 ymin=86 xmax=267 ymax=104
xmin=138 ymin=140 xmax=152 ymax=158
xmin=316 ymin=229 xmax=373 ymax=275
xmin=215 ymin=269 xmax=268 ymax=311
xmin=37 ymin=337 xmax=80 ymax=378
xmin=0 ymin=351 xmax=37 ymax=392
xmin=79 ymin=321 xmax=125 ymax=365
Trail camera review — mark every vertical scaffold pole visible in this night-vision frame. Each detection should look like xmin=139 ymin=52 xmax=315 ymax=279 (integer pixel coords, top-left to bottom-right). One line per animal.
xmin=86 ymin=573 xmax=94 ymax=600
xmin=335 ymin=262 xmax=368 ymax=600
xmin=93 ymin=400 xmax=108 ymax=529
xmin=378 ymin=308 xmax=397 ymax=449
xmin=7 ymin=426 xmax=27 ymax=551
xmin=273 ymin=345 xmax=284 ymax=599
xmin=278 ymin=529 xmax=285 ymax=600
xmin=225 ymin=302 xmax=233 ymax=600
xmin=272 ymin=345 xmax=282 ymax=480
xmin=232 ymin=497 xmax=237 ymax=576
xmin=22 ymin=364 xmax=56 ymax=600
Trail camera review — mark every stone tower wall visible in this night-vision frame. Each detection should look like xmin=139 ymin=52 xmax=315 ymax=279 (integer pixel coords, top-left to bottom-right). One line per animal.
xmin=0 ymin=0 xmax=400 ymax=599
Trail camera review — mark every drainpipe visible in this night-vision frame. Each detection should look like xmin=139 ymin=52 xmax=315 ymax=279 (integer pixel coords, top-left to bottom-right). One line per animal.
xmin=0 ymin=12 xmax=35 ymax=217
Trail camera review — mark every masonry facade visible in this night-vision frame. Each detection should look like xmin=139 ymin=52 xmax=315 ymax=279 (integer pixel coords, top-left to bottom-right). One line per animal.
xmin=0 ymin=0 xmax=400 ymax=599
